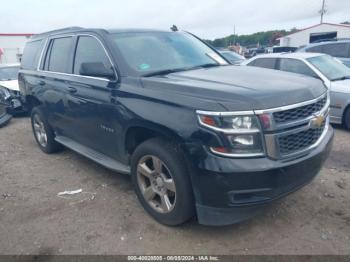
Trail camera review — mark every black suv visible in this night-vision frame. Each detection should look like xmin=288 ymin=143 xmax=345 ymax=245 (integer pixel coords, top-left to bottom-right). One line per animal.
xmin=19 ymin=27 xmax=333 ymax=226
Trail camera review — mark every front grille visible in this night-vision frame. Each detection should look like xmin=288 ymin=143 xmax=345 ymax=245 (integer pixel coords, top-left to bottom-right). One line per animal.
xmin=274 ymin=96 xmax=327 ymax=124
xmin=278 ymin=122 xmax=325 ymax=156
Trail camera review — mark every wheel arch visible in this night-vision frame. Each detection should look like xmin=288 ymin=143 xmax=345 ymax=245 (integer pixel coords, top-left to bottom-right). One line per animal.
xmin=124 ymin=121 xmax=186 ymax=156
xmin=342 ymin=102 xmax=350 ymax=126
xmin=25 ymin=95 xmax=42 ymax=112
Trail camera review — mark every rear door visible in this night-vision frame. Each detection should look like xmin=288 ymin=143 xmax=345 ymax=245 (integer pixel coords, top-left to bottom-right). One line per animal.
xmin=64 ymin=35 xmax=120 ymax=158
xmin=277 ymin=58 xmax=319 ymax=78
xmin=247 ymin=58 xmax=277 ymax=69
xmin=39 ymin=36 xmax=75 ymax=135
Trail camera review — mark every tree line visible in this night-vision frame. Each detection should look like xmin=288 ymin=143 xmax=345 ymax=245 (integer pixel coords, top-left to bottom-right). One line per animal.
xmin=204 ymin=28 xmax=298 ymax=48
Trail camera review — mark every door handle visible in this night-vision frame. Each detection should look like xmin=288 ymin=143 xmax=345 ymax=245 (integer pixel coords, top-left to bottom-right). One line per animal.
xmin=67 ymin=86 xmax=77 ymax=93
xmin=39 ymin=80 xmax=46 ymax=86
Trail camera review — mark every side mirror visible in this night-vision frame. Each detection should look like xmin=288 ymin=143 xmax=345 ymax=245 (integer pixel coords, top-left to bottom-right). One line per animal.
xmin=79 ymin=62 xmax=115 ymax=80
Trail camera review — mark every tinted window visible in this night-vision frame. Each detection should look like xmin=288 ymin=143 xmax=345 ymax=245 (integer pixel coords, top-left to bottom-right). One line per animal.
xmin=322 ymin=43 xmax=348 ymax=58
xmin=73 ymin=36 xmax=112 ymax=75
xmin=46 ymin=37 xmax=73 ymax=73
xmin=279 ymin=58 xmax=317 ymax=77
xmin=21 ymin=40 xmax=43 ymax=70
xmin=249 ymin=58 xmax=276 ymax=69
xmin=307 ymin=45 xmax=323 ymax=53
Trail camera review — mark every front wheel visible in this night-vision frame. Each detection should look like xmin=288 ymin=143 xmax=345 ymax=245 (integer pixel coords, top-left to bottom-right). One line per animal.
xmin=344 ymin=108 xmax=350 ymax=131
xmin=131 ymin=138 xmax=195 ymax=226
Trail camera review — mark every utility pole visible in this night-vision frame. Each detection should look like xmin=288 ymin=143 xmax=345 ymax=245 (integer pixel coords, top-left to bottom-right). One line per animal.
xmin=232 ymin=25 xmax=236 ymax=46
xmin=320 ymin=0 xmax=326 ymax=24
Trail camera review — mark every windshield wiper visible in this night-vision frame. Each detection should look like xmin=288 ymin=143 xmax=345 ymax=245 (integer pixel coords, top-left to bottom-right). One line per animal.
xmin=142 ymin=63 xmax=221 ymax=77
xmin=143 ymin=68 xmax=192 ymax=77
xmin=332 ymin=76 xmax=350 ymax=81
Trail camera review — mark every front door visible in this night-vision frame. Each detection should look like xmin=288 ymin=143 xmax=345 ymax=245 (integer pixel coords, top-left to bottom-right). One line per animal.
xmin=64 ymin=35 xmax=121 ymax=159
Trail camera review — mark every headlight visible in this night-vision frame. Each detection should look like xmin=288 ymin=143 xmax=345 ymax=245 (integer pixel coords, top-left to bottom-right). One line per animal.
xmin=197 ymin=111 xmax=265 ymax=157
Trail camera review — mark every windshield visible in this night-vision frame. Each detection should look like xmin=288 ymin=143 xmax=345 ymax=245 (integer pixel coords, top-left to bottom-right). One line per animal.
xmin=307 ymin=55 xmax=350 ymax=81
xmin=0 ymin=66 xmax=19 ymax=81
xmin=110 ymin=32 xmax=227 ymax=76
xmin=221 ymin=51 xmax=244 ymax=62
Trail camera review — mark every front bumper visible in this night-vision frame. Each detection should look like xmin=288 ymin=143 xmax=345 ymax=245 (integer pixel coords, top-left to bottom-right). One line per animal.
xmin=191 ymin=126 xmax=334 ymax=226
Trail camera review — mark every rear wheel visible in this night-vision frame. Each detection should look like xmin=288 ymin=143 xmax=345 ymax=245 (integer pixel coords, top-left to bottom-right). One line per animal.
xmin=31 ymin=107 xmax=62 ymax=153
xmin=344 ymin=108 xmax=350 ymax=131
xmin=131 ymin=137 xmax=194 ymax=226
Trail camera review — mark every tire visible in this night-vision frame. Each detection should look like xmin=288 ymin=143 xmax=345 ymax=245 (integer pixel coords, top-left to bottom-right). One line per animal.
xmin=131 ymin=137 xmax=195 ymax=226
xmin=344 ymin=108 xmax=350 ymax=131
xmin=31 ymin=106 xmax=62 ymax=154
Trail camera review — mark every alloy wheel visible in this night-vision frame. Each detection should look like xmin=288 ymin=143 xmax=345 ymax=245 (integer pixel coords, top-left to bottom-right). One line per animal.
xmin=33 ymin=114 xmax=48 ymax=147
xmin=136 ymin=155 xmax=176 ymax=213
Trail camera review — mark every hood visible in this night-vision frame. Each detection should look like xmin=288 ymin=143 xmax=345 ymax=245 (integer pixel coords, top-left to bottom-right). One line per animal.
xmin=331 ymin=79 xmax=350 ymax=93
xmin=0 ymin=80 xmax=19 ymax=92
xmin=141 ymin=65 xmax=327 ymax=111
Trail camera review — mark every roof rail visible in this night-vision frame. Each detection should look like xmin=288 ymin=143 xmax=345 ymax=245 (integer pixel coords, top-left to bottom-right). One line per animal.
xmin=31 ymin=27 xmax=84 ymax=39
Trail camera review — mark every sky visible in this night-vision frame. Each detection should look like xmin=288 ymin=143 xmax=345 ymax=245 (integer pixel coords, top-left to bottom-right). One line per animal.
xmin=0 ymin=0 xmax=349 ymax=40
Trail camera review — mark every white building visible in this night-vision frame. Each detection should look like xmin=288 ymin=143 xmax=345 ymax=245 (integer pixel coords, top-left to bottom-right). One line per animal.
xmin=278 ymin=23 xmax=350 ymax=48
xmin=0 ymin=33 xmax=33 ymax=64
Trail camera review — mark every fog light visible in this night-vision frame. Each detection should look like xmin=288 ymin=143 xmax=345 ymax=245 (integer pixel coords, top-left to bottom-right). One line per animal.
xmin=232 ymin=134 xmax=254 ymax=146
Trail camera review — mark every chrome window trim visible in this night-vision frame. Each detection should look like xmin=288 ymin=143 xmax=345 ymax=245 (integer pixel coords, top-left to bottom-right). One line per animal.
xmin=36 ymin=38 xmax=49 ymax=71
xmin=35 ymin=70 xmax=111 ymax=82
xmin=36 ymin=33 xmax=117 ymax=82
xmin=254 ymin=92 xmax=327 ymax=114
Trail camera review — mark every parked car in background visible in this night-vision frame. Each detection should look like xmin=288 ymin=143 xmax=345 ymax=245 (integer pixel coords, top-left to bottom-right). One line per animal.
xmin=272 ymin=46 xmax=298 ymax=53
xmin=298 ymin=39 xmax=350 ymax=67
xmin=19 ymin=27 xmax=332 ymax=226
xmin=0 ymin=99 xmax=12 ymax=127
xmin=0 ymin=64 xmax=25 ymax=114
xmin=219 ymin=50 xmax=245 ymax=65
xmin=243 ymin=53 xmax=350 ymax=130
xmin=244 ymin=47 xmax=266 ymax=58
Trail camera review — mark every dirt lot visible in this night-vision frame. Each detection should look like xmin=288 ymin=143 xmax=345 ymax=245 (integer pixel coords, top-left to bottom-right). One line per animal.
xmin=0 ymin=117 xmax=349 ymax=255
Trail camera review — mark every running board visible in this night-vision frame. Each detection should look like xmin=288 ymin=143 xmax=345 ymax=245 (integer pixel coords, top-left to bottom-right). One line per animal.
xmin=55 ymin=136 xmax=130 ymax=174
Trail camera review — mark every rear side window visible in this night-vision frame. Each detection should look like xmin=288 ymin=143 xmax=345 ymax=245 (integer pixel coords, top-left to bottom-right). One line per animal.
xmin=249 ymin=58 xmax=276 ymax=69
xmin=279 ymin=58 xmax=318 ymax=78
xmin=73 ymin=36 xmax=112 ymax=75
xmin=21 ymin=40 xmax=44 ymax=70
xmin=321 ymin=43 xmax=348 ymax=58
xmin=45 ymin=37 xmax=73 ymax=73
xmin=307 ymin=45 xmax=323 ymax=53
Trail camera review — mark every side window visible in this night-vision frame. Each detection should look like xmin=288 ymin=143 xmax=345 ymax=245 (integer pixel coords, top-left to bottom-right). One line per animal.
xmin=73 ymin=36 xmax=113 ymax=77
xmin=45 ymin=37 xmax=73 ymax=73
xmin=249 ymin=58 xmax=276 ymax=69
xmin=279 ymin=59 xmax=318 ymax=78
xmin=21 ymin=40 xmax=44 ymax=70
xmin=307 ymin=45 xmax=323 ymax=53
xmin=322 ymin=43 xmax=348 ymax=57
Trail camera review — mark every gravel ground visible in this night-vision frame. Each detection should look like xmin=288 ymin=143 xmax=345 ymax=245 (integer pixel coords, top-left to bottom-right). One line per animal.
xmin=0 ymin=117 xmax=349 ymax=255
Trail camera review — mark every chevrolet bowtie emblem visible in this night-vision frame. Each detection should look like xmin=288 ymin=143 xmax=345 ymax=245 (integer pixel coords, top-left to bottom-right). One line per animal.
xmin=310 ymin=115 xmax=325 ymax=129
